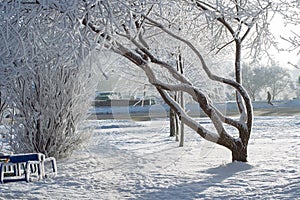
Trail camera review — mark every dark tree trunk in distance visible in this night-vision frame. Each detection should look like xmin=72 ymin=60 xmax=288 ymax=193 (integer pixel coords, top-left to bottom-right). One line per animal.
xmin=169 ymin=109 xmax=176 ymax=137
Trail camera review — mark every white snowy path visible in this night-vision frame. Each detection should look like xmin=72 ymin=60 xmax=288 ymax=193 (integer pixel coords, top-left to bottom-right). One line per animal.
xmin=0 ymin=116 xmax=299 ymax=199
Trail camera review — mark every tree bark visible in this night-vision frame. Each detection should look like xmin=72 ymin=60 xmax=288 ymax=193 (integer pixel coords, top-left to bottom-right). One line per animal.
xmin=169 ymin=109 xmax=176 ymax=137
xmin=178 ymin=51 xmax=184 ymax=147
xmin=179 ymin=91 xmax=184 ymax=147
xmin=231 ymin=142 xmax=248 ymax=162
xmin=175 ymin=111 xmax=179 ymax=142
xmin=231 ymin=128 xmax=249 ymax=162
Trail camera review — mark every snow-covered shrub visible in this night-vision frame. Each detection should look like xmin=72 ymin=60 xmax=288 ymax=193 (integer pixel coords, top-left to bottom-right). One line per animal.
xmin=0 ymin=1 xmax=97 ymax=158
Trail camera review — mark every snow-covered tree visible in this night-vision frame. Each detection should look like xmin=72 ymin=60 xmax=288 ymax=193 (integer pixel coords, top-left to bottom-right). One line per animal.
xmin=242 ymin=64 xmax=292 ymax=101
xmin=91 ymin=0 xmax=296 ymax=162
xmin=267 ymin=66 xmax=292 ymax=100
xmin=81 ymin=0 xmax=264 ymax=162
xmin=241 ymin=64 xmax=263 ymax=101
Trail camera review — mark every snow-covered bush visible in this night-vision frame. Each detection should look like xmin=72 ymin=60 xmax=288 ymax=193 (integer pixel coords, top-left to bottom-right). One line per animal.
xmin=0 ymin=1 xmax=97 ymax=158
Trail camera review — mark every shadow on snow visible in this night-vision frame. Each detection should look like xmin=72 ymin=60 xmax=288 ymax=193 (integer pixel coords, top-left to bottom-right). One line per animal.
xmin=139 ymin=162 xmax=253 ymax=200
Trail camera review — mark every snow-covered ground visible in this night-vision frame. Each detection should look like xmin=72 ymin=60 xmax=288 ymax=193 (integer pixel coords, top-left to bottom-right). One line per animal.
xmin=1 ymin=115 xmax=299 ymax=199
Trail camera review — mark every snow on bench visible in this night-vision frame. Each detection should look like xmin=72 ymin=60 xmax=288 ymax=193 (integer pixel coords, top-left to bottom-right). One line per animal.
xmin=0 ymin=153 xmax=57 ymax=183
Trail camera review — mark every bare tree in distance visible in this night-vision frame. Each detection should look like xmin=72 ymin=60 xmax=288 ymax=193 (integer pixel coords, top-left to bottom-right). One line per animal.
xmin=242 ymin=64 xmax=293 ymax=101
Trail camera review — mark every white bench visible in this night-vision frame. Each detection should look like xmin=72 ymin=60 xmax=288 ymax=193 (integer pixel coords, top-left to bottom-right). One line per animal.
xmin=0 ymin=153 xmax=57 ymax=183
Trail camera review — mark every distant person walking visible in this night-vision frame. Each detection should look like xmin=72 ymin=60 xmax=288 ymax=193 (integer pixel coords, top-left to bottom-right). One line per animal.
xmin=267 ymin=91 xmax=273 ymax=106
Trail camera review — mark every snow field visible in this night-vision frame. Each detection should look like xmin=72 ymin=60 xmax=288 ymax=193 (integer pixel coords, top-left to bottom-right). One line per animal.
xmin=0 ymin=116 xmax=299 ymax=199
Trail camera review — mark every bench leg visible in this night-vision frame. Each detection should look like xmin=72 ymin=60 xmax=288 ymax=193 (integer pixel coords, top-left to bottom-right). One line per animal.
xmin=44 ymin=157 xmax=57 ymax=178
xmin=25 ymin=161 xmax=42 ymax=182
xmin=0 ymin=164 xmax=4 ymax=184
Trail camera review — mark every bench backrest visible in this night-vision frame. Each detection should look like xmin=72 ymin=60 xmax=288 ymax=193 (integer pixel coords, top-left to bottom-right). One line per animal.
xmin=2 ymin=153 xmax=45 ymax=163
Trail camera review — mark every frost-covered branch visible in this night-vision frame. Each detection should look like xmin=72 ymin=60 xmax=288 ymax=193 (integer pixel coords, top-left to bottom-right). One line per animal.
xmin=142 ymin=14 xmax=252 ymax=129
xmin=280 ymin=32 xmax=300 ymax=55
xmin=116 ymin=25 xmax=246 ymax=131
